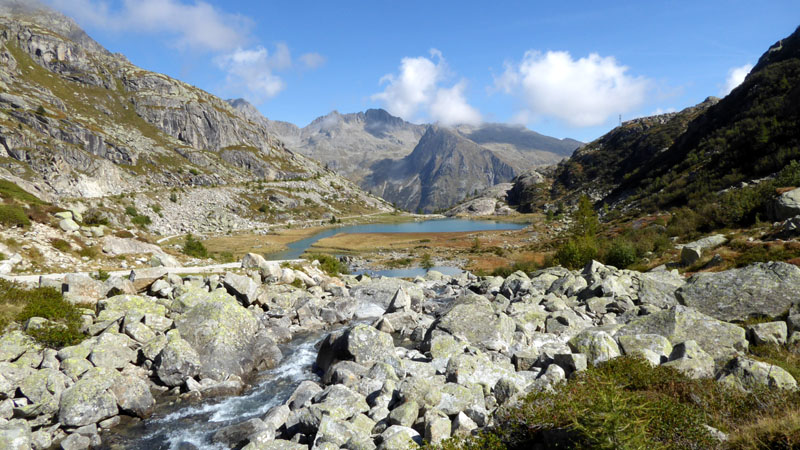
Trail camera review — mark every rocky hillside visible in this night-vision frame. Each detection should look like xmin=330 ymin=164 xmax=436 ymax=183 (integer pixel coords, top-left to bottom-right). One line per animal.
xmin=541 ymin=25 xmax=800 ymax=216
xmin=363 ymin=126 xmax=518 ymax=213
xmin=3 ymin=252 xmax=800 ymax=448
xmin=0 ymin=4 xmax=391 ymax=235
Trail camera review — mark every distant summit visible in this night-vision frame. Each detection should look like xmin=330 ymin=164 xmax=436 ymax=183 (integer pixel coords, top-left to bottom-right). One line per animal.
xmin=243 ymin=106 xmax=581 ymax=210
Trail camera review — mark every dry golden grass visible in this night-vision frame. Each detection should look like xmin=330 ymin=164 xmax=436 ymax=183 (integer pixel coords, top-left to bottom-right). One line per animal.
xmin=727 ymin=408 xmax=800 ymax=449
xmin=202 ymin=227 xmax=324 ymax=259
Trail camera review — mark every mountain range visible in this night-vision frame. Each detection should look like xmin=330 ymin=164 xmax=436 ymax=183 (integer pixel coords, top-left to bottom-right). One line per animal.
xmin=226 ymin=102 xmax=581 ymax=212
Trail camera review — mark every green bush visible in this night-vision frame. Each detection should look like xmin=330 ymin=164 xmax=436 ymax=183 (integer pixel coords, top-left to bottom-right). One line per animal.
xmin=51 ymin=238 xmax=71 ymax=252
xmin=82 ymin=209 xmax=108 ymax=226
xmin=150 ymin=204 xmax=162 ymax=214
xmin=0 ymin=279 xmax=87 ymax=348
xmin=490 ymin=260 xmax=541 ymax=277
xmin=0 ymin=204 xmax=31 ymax=227
xmin=604 ymin=238 xmax=637 ymax=269
xmin=131 ymin=214 xmax=151 ymax=227
xmin=556 ymin=236 xmax=599 ymax=269
xmin=169 ymin=192 xmax=178 ymax=203
xmin=420 ymin=253 xmax=434 ymax=270
xmin=182 ymin=234 xmax=208 ymax=258
xmin=305 ymin=253 xmax=349 ymax=276
xmin=124 ymin=205 xmax=138 ymax=217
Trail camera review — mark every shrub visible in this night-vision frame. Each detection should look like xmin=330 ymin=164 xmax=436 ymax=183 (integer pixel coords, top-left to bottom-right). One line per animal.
xmin=420 ymin=253 xmax=434 ymax=270
xmin=556 ymin=236 xmax=599 ymax=269
xmin=78 ymin=245 xmax=98 ymax=259
xmin=603 ymin=238 xmax=637 ymax=269
xmin=189 ymin=168 xmax=200 ymax=176
xmin=115 ymin=230 xmax=134 ymax=238
xmin=182 ymin=234 xmax=208 ymax=258
xmin=35 ymin=105 xmax=46 ymax=116
xmin=124 ymin=205 xmax=138 ymax=217
xmin=0 ymin=204 xmax=31 ymax=227
xmin=306 ymin=253 xmax=349 ymax=276
xmin=131 ymin=214 xmax=151 ymax=227
xmin=0 ymin=252 xmax=5 ymax=261
xmin=50 ymin=238 xmax=71 ymax=253
xmin=150 ymin=204 xmax=162 ymax=214
xmin=82 ymin=208 xmax=108 ymax=226
xmin=93 ymin=269 xmax=110 ymax=282
xmin=258 ymin=203 xmax=269 ymax=213
xmin=490 ymin=260 xmax=540 ymax=277
xmin=0 ymin=279 xmax=87 ymax=348
xmin=169 ymin=192 xmax=178 ymax=203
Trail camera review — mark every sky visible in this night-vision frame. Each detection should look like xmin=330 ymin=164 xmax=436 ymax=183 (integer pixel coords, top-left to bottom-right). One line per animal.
xmin=41 ymin=0 xmax=800 ymax=142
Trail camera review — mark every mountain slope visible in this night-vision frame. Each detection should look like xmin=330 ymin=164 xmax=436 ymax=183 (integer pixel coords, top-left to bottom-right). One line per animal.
xmin=531 ymin=25 xmax=800 ymax=226
xmin=454 ymin=123 xmax=582 ymax=167
xmin=0 ymin=5 xmax=390 ymax=234
xmin=363 ymin=126 xmax=517 ymax=213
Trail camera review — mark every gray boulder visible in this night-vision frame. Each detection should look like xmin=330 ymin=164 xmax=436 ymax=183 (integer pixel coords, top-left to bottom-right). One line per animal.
xmin=747 ymin=321 xmax=788 ymax=346
xmin=718 ymin=356 xmax=797 ymax=390
xmin=175 ymin=289 xmax=270 ymax=379
xmin=223 ymin=272 xmax=260 ymax=306
xmin=676 ymin=262 xmax=800 ymax=321
xmin=617 ymin=305 xmax=747 ymax=362
xmin=58 ymin=368 xmax=119 ymax=427
xmin=0 ymin=419 xmax=31 ymax=450
xmin=316 ymin=324 xmax=396 ymax=373
xmin=428 ymin=294 xmax=515 ymax=352
xmin=662 ymin=341 xmax=715 ymax=379
xmin=770 ymin=187 xmax=800 ymax=220
xmin=110 ymin=375 xmax=155 ymax=418
xmin=154 ymin=330 xmax=201 ymax=387
xmin=567 ymin=329 xmax=621 ymax=366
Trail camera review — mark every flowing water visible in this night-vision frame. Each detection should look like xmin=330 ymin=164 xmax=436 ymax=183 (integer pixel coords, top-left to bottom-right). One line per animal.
xmin=109 ymin=218 xmax=525 ymax=448
xmin=105 ymin=333 xmax=323 ymax=449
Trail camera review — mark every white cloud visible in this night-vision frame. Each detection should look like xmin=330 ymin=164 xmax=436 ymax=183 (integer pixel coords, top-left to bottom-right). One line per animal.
xmin=430 ymin=81 xmax=481 ymax=126
xmin=46 ymin=0 xmax=250 ymax=51
xmin=299 ymin=52 xmax=326 ymax=69
xmin=652 ymin=107 xmax=677 ymax=115
xmin=215 ymin=45 xmax=291 ymax=102
xmin=721 ymin=63 xmax=753 ymax=96
xmin=495 ymin=50 xmax=650 ymax=127
xmin=372 ymin=49 xmax=481 ymax=125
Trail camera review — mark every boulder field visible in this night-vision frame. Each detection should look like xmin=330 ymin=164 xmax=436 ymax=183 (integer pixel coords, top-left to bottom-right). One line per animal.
xmin=1 ymin=255 xmax=800 ymax=449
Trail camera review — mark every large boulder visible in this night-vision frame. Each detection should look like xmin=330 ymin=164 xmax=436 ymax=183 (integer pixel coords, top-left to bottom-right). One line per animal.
xmin=58 ymin=367 xmax=120 ymax=427
xmin=0 ymin=419 xmax=31 ymax=450
xmin=617 ymin=305 xmax=747 ymax=363
xmin=676 ymin=262 xmax=800 ymax=321
xmin=223 ymin=272 xmax=260 ymax=306
xmin=718 ymin=356 xmax=798 ymax=390
xmin=679 ymin=234 xmax=727 ymax=266
xmin=662 ymin=341 xmax=715 ymax=379
xmin=175 ymin=291 xmax=277 ymax=379
xmin=636 ymin=271 xmax=684 ymax=308
xmin=110 ymin=375 xmax=155 ymax=418
xmin=770 ymin=187 xmax=800 ymax=220
xmin=153 ymin=330 xmax=201 ymax=387
xmin=63 ymin=273 xmax=105 ymax=304
xmin=316 ymin=324 xmax=397 ymax=373
xmin=568 ymin=329 xmax=621 ymax=366
xmin=428 ymin=294 xmax=515 ymax=352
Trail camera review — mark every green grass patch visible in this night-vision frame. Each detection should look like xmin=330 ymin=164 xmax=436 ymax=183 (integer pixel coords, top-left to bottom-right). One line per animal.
xmin=0 ymin=180 xmax=43 ymax=205
xmin=182 ymin=234 xmax=208 ymax=258
xmin=50 ymin=238 xmax=71 ymax=252
xmin=304 ymin=253 xmax=349 ymax=276
xmin=0 ymin=204 xmax=31 ymax=227
xmin=385 ymin=257 xmax=413 ymax=269
xmin=0 ymin=279 xmax=87 ymax=348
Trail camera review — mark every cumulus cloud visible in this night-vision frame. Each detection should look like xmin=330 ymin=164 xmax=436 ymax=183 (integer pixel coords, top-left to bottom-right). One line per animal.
xmin=44 ymin=0 xmax=325 ymax=104
xmin=46 ymin=0 xmax=250 ymax=51
xmin=495 ymin=50 xmax=650 ymax=127
xmin=299 ymin=52 xmax=326 ymax=69
xmin=215 ymin=45 xmax=293 ymax=102
xmin=372 ymin=49 xmax=481 ymax=126
xmin=721 ymin=63 xmax=753 ymax=96
xmin=430 ymin=82 xmax=481 ymax=126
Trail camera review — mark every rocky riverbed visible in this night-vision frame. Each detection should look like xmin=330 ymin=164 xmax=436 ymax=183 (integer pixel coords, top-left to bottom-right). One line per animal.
xmin=2 ymin=255 xmax=800 ymax=449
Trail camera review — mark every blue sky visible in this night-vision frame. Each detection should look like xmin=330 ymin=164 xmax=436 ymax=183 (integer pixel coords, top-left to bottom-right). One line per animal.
xmin=46 ymin=0 xmax=800 ymax=142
